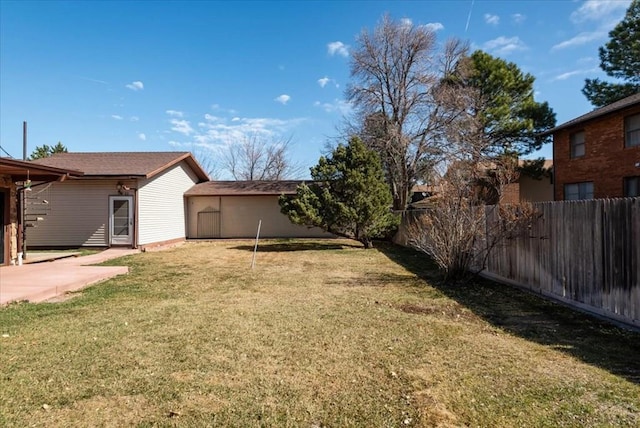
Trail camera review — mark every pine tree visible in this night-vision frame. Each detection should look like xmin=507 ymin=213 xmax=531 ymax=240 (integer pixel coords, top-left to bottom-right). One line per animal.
xmin=279 ymin=137 xmax=398 ymax=248
xmin=583 ymin=0 xmax=640 ymax=107
xmin=29 ymin=142 xmax=68 ymax=160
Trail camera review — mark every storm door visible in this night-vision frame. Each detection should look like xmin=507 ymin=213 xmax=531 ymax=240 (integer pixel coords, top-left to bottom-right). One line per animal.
xmin=109 ymin=196 xmax=133 ymax=246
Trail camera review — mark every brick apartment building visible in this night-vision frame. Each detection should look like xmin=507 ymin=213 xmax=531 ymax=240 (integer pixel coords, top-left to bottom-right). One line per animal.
xmin=547 ymin=92 xmax=640 ymax=200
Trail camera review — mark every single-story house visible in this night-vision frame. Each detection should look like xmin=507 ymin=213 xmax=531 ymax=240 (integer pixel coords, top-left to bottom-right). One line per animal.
xmin=0 ymin=157 xmax=83 ymax=265
xmin=185 ymin=180 xmax=333 ymax=238
xmin=29 ymin=152 xmax=209 ymax=249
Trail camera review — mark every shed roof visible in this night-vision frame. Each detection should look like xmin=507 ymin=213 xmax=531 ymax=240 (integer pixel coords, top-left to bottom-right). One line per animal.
xmin=0 ymin=157 xmax=84 ymax=182
xmin=32 ymin=152 xmax=209 ymax=181
xmin=543 ymin=92 xmax=640 ymax=135
xmin=185 ymin=180 xmax=307 ymax=196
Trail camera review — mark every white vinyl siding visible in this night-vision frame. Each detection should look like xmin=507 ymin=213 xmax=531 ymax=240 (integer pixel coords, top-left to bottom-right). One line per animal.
xmin=27 ymin=180 xmax=129 ymax=247
xmin=137 ymin=161 xmax=199 ymax=245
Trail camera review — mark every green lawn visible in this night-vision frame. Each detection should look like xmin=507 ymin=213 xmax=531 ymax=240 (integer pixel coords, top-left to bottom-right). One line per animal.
xmin=1 ymin=239 xmax=638 ymax=427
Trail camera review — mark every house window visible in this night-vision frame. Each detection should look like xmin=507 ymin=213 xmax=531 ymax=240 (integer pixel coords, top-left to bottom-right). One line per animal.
xmin=624 ymin=176 xmax=640 ymax=197
xmin=564 ymin=182 xmax=593 ymax=200
xmin=625 ymin=113 xmax=640 ymax=147
xmin=570 ymin=131 xmax=585 ymax=158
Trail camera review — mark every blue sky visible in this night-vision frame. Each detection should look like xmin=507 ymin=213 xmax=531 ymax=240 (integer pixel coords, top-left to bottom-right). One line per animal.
xmin=0 ymin=0 xmax=632 ymax=178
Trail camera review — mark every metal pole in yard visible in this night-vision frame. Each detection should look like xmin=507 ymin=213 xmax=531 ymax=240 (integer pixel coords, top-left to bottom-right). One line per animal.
xmin=251 ymin=219 xmax=262 ymax=269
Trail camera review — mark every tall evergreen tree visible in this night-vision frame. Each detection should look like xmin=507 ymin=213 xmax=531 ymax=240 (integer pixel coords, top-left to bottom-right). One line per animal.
xmin=279 ymin=137 xmax=398 ymax=249
xmin=29 ymin=142 xmax=68 ymax=160
xmin=583 ymin=0 xmax=640 ymax=107
xmin=449 ymin=50 xmax=556 ymax=158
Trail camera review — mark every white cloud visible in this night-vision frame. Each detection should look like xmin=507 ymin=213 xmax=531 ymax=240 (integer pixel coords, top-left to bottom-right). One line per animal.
xmin=314 ymin=99 xmax=354 ymax=116
xmin=484 ymin=13 xmax=500 ymax=25
xmin=318 ymin=77 xmax=330 ymax=88
xmin=483 ymin=36 xmax=527 ymax=56
xmin=512 ymin=13 xmax=526 ymax=24
xmin=551 ymin=67 xmax=600 ymax=81
xmin=126 ymin=81 xmax=144 ymax=91
xmin=204 ymin=113 xmax=223 ymax=122
xmin=327 ymin=41 xmax=349 ymax=57
xmin=191 ymin=116 xmax=306 ymax=147
xmin=130 ymin=116 xmax=139 ymax=122
xmin=170 ymin=119 xmax=194 ymax=136
xmin=210 ymin=104 xmax=238 ymax=115
xmin=551 ymin=31 xmax=605 ymax=50
xmin=275 ymin=94 xmax=291 ymax=105
xmin=111 ymin=115 xmax=123 ymax=120
xmin=570 ymin=0 xmax=631 ymax=23
xmin=166 ymin=110 xmax=184 ymax=117
xmin=424 ymin=22 xmax=444 ymax=32
xmin=138 ymin=133 xmax=147 ymax=141
xmin=80 ymin=76 xmax=108 ymax=85
xmin=400 ymin=18 xmax=413 ymax=27
xmin=551 ymin=1 xmax=629 ymax=53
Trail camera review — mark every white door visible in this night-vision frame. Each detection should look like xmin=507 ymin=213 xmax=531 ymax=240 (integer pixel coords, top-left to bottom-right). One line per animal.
xmin=109 ymin=196 xmax=133 ymax=246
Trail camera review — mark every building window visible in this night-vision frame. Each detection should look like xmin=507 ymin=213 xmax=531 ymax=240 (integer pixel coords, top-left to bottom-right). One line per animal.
xmin=564 ymin=182 xmax=594 ymax=200
xmin=626 ymin=113 xmax=640 ymax=147
xmin=570 ymin=131 xmax=585 ymax=158
xmin=624 ymin=176 xmax=640 ymax=197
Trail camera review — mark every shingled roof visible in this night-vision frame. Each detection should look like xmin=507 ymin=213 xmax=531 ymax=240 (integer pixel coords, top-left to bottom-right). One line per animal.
xmin=185 ymin=180 xmax=308 ymax=196
xmin=0 ymin=157 xmax=83 ymax=181
xmin=32 ymin=152 xmax=209 ymax=181
xmin=542 ymin=92 xmax=640 ymax=135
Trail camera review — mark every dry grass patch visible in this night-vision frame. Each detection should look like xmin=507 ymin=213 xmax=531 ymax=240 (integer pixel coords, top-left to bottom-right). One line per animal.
xmin=1 ymin=239 xmax=638 ymax=427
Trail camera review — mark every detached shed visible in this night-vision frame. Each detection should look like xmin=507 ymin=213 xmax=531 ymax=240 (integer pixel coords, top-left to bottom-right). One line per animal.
xmin=185 ymin=181 xmax=333 ymax=239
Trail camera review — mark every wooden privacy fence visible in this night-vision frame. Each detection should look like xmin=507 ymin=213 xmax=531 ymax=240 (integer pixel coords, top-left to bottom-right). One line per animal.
xmin=397 ymin=198 xmax=640 ymax=328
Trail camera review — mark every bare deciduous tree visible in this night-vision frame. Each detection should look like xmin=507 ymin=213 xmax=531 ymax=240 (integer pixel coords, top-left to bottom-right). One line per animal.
xmin=406 ymin=157 xmax=538 ymax=281
xmin=191 ymin=147 xmax=221 ymax=179
xmin=348 ymin=14 xmax=469 ymax=210
xmin=404 ymin=87 xmax=539 ymax=281
xmin=223 ymin=135 xmax=303 ymax=180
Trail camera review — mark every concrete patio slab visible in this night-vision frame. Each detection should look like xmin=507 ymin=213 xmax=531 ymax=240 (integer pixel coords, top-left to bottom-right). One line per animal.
xmin=0 ymin=248 xmax=139 ymax=305
xmin=24 ymin=252 xmax=81 ymax=264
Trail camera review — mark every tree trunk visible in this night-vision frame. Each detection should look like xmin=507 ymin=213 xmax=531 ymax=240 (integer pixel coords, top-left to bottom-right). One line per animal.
xmin=361 ymin=238 xmax=374 ymax=249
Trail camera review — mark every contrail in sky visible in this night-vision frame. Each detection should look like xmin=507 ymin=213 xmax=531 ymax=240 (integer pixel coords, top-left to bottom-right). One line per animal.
xmin=465 ymin=0 xmax=475 ymax=33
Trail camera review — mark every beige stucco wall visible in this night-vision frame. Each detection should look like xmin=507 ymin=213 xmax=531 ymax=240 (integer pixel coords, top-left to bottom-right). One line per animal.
xmin=187 ymin=195 xmax=333 ymax=239
xmin=519 ymin=175 xmax=554 ymax=202
xmin=187 ymin=196 xmax=221 ymax=238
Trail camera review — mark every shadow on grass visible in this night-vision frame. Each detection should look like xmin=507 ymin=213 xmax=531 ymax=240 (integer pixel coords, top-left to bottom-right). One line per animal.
xmin=376 ymin=241 xmax=640 ymax=385
xmin=230 ymin=240 xmax=362 ymax=252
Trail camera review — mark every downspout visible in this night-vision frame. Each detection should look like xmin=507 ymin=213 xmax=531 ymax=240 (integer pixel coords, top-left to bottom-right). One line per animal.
xmin=133 ymin=186 xmax=139 ymax=249
xmin=20 ymin=121 xmax=27 ymax=262
xmin=16 ymin=189 xmax=23 ymax=264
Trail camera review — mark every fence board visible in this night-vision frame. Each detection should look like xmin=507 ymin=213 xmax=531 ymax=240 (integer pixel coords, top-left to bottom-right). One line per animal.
xmin=395 ymin=198 xmax=640 ymax=328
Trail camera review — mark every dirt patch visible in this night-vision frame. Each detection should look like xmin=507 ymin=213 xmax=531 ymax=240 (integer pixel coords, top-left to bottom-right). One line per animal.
xmin=396 ymin=302 xmax=481 ymax=322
